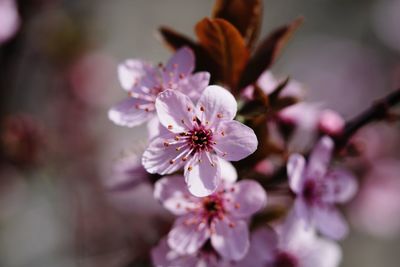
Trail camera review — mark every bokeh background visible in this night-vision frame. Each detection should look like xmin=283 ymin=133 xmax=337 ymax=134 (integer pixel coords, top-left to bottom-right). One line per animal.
xmin=1 ymin=0 xmax=400 ymax=266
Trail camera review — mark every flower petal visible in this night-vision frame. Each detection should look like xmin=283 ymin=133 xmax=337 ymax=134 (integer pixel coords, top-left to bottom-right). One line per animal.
xmin=307 ymin=136 xmax=334 ymax=179
xmin=324 ymin=168 xmax=358 ymax=203
xmin=184 ymin=153 xmax=220 ymax=197
xmin=168 ymin=214 xmax=210 ymax=255
xmin=178 ymin=71 xmax=210 ymax=101
xmin=314 ymin=206 xmax=349 ymax=240
xmin=142 ymin=134 xmax=186 ymax=175
xmin=108 ymin=98 xmax=153 ymax=127
xmin=219 ymin=158 xmax=238 ymax=184
xmin=155 ymin=90 xmax=195 ymax=133
xmin=301 ymin=237 xmax=342 ymax=267
xmin=154 ymin=176 xmax=198 ymax=216
xmin=165 ymin=46 xmax=195 ymax=76
xmin=211 ymin=219 xmax=249 ymax=261
xmin=287 ymin=154 xmax=306 ymax=193
xmin=196 ymin=85 xmax=237 ymax=127
xmin=147 ymin=116 xmax=169 ymax=141
xmin=238 ymin=227 xmax=278 ymax=267
xmin=214 ymin=120 xmax=258 ymax=161
xmin=226 ymin=180 xmax=267 ymax=219
xmin=118 ymin=59 xmax=157 ymax=91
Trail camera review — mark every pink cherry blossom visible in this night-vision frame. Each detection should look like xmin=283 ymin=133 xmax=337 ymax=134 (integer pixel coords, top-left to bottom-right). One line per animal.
xmin=0 ymin=0 xmax=20 ymax=44
xmin=151 ymin=238 xmax=234 ymax=267
xmin=142 ymin=85 xmax=258 ymax=197
xmin=108 ymin=46 xmax=210 ymax=127
xmin=153 ymin=163 xmax=267 ymax=261
xmin=103 ymin=154 xmax=152 ymax=192
xmin=287 ymin=136 xmax=358 ymax=240
xmin=238 ymin=216 xmax=342 ymax=267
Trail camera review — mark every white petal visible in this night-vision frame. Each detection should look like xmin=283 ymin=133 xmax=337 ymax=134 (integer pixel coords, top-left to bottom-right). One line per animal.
xmin=195 ymin=85 xmax=237 ymax=127
xmin=154 ymin=176 xmax=198 ymax=216
xmin=287 ymin=154 xmax=306 ymax=193
xmin=155 ymin=90 xmax=195 ymax=133
xmin=184 ymin=153 xmax=220 ymax=197
xmin=307 ymin=136 xmax=334 ymax=179
xmin=108 ymin=98 xmax=153 ymax=127
xmin=168 ymin=214 xmax=210 ymax=255
xmin=211 ymin=219 xmax=249 ymax=261
xmin=142 ymin=134 xmax=186 ymax=175
xmin=214 ymin=120 xmax=258 ymax=161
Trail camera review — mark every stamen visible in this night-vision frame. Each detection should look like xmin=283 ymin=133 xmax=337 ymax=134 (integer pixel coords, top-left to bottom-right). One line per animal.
xmin=217 ymin=113 xmax=223 ymax=119
xmin=200 ymin=106 xmax=205 ymax=112
xmin=167 ymin=125 xmax=173 ymax=130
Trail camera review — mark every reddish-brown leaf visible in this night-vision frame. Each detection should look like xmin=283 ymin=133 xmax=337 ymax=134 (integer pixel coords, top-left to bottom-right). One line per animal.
xmin=195 ymin=18 xmax=249 ymax=90
xmin=158 ymin=26 xmax=197 ymax=51
xmin=239 ymin=17 xmax=304 ymax=89
xmin=212 ymin=0 xmax=263 ymax=50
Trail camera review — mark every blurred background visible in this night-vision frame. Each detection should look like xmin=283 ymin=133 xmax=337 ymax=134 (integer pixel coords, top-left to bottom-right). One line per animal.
xmin=1 ymin=0 xmax=400 ymax=266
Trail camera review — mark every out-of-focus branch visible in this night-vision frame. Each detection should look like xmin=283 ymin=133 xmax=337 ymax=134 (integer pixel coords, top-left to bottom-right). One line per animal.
xmin=334 ymin=88 xmax=400 ymax=149
xmin=256 ymin=88 xmax=400 ymax=186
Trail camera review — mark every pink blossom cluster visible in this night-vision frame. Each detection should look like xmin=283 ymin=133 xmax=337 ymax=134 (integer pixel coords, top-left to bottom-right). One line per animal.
xmin=106 ymin=47 xmax=361 ymax=267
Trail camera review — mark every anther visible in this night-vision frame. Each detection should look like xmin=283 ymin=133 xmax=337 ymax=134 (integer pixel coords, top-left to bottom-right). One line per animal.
xmin=163 ymin=141 xmax=169 ymax=147
xmin=217 ymin=113 xmax=223 ymax=118
xmin=188 ymin=166 xmax=193 ymax=171
xmin=167 ymin=125 xmax=173 ymax=130
xmin=169 ymin=159 xmax=175 ymax=164
xmin=200 ymin=106 xmax=205 ymax=112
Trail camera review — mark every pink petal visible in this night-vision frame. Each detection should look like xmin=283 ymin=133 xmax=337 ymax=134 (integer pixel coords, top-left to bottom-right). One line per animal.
xmin=214 ymin=120 xmax=258 ymax=161
xmin=211 ymin=219 xmax=249 ymax=261
xmin=287 ymin=154 xmax=306 ymax=193
xmin=184 ymin=153 xmax=220 ymax=197
xmin=155 ymin=90 xmax=195 ymax=133
xmin=314 ymin=206 xmax=349 ymax=240
xmin=238 ymin=227 xmax=278 ymax=267
xmin=151 ymin=238 xmax=199 ymax=267
xmin=108 ymin=98 xmax=153 ymax=127
xmin=301 ymin=237 xmax=342 ymax=267
xmin=324 ymin=168 xmax=358 ymax=203
xmin=168 ymin=214 xmax=210 ymax=254
xmin=318 ymin=109 xmax=345 ymax=136
xmin=195 ymin=85 xmax=237 ymax=127
xmin=154 ymin=176 xmax=198 ymax=216
xmin=178 ymin=71 xmax=210 ymax=101
xmin=142 ymin=134 xmax=186 ymax=175
xmin=307 ymin=136 xmax=334 ymax=179
xmin=0 ymin=0 xmax=19 ymax=44
xmin=219 ymin=158 xmax=238 ymax=184
xmin=226 ymin=180 xmax=267 ymax=219
xmin=147 ymin=116 xmax=169 ymax=141
xmin=293 ymin=198 xmax=313 ymax=227
xmin=105 ymin=155 xmax=148 ymax=191
xmin=118 ymin=59 xmax=156 ymax=91
xmin=165 ymin=46 xmax=195 ymax=76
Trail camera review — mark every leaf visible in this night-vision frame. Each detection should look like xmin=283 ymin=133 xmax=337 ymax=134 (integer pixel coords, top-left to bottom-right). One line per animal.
xmin=212 ymin=0 xmax=263 ymax=49
xmin=158 ymin=26 xmax=198 ymax=51
xmin=195 ymin=17 xmax=249 ymax=90
xmin=239 ymin=17 xmax=304 ymax=89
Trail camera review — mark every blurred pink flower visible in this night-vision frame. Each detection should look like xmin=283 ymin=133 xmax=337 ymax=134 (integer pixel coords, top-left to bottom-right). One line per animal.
xmin=238 ymin=216 xmax=342 ymax=267
xmin=151 ymin=238 xmax=234 ymax=267
xmin=103 ymin=154 xmax=151 ymax=192
xmin=153 ymin=162 xmax=267 ymax=261
xmin=142 ymin=86 xmax=257 ymax=197
xmin=242 ymin=70 xmax=305 ymax=101
xmin=0 ymin=0 xmax=19 ymax=44
xmin=287 ymin=136 xmax=358 ymax=240
xmin=318 ymin=109 xmax=345 ymax=136
xmin=349 ymin=159 xmax=400 ymax=239
xmin=108 ymin=47 xmax=210 ymax=127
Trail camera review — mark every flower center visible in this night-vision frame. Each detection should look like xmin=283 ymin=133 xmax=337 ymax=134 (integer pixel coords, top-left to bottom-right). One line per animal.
xmin=274 ymin=251 xmax=299 ymax=267
xmin=303 ymin=179 xmax=324 ymax=205
xmin=202 ymin=195 xmax=225 ymax=223
xmin=189 ymin=126 xmax=213 ymax=152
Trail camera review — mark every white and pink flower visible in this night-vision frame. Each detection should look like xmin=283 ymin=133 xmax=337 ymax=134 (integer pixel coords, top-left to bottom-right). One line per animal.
xmin=142 ymin=85 xmax=258 ymax=197
xmin=153 ymin=163 xmax=267 ymax=261
xmin=238 ymin=216 xmax=342 ymax=267
xmin=108 ymin=47 xmax=210 ymax=127
xmin=287 ymin=136 xmax=358 ymax=240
